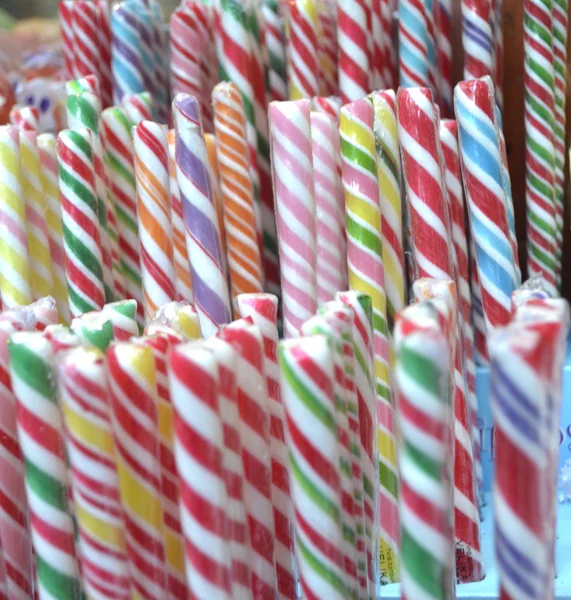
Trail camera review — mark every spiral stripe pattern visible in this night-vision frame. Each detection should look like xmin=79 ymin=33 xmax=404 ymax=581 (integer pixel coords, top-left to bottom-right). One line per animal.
xmin=316 ymin=0 xmax=338 ymax=96
xmin=134 ymin=121 xmax=177 ymax=321
xmin=102 ymin=299 xmax=139 ymax=341
xmin=9 ymin=332 xmax=81 ymax=600
xmin=337 ymin=0 xmax=370 ymax=104
xmin=59 ymin=347 xmax=131 ymax=599
xmin=59 ymin=1 xmax=75 ymax=79
xmin=461 ymin=0 xmax=493 ymax=80
xmin=72 ymin=1 xmax=101 ymax=84
xmin=454 ymin=79 xmax=517 ymax=332
xmin=261 ymin=0 xmax=288 ymax=101
xmin=57 ymin=129 xmax=106 ymax=317
xmin=287 ymin=0 xmax=319 ymax=100
xmin=371 ymin=0 xmax=386 ymax=90
xmin=524 ymin=0 xmax=558 ymax=294
xmin=269 ymin=99 xmax=317 ymax=337
xmin=95 ymin=0 xmax=114 ymax=108
xmin=279 ymin=335 xmax=345 ymax=600
xmin=9 ymin=106 xmax=39 ymax=132
xmin=235 ymin=293 xmax=297 ymax=599
xmin=107 ymin=342 xmax=168 ymax=599
xmin=213 ymin=82 xmax=264 ymax=298
xmin=121 ymin=93 xmax=154 ymax=128
xmin=173 ymin=94 xmax=232 ymax=337
xmin=436 ymin=0 xmax=453 ymax=115
xmin=398 ymin=0 xmax=433 ymax=89
xmin=0 ymin=126 xmax=32 ymax=309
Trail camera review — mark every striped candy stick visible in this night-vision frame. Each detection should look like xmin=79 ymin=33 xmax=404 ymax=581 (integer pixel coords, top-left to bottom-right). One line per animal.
xmin=371 ymin=91 xmax=405 ymax=332
xmin=94 ymin=0 xmax=114 ymax=109
xmin=412 ymin=279 xmax=484 ymax=582
xmin=121 ymin=93 xmax=154 ymax=127
xmin=553 ymin=0 xmax=568 ymax=285
xmin=278 ymin=335 xmax=346 ymax=599
xmin=106 ymin=342 xmax=168 ymax=598
xmin=0 ymin=126 xmax=33 ymax=310
xmin=173 ymin=94 xmax=232 ymax=337
xmin=218 ymin=323 xmax=278 ymax=599
xmin=524 ymin=0 xmax=558 ymax=293
xmin=58 ymin=346 xmax=132 ymax=599
xmin=454 ymin=78 xmax=518 ymax=332
xmin=169 ymin=342 xmax=233 ymax=599
xmin=436 ymin=0 xmax=453 ymax=115
xmin=59 ymin=0 xmax=76 ymax=79
xmin=202 ymin=337 xmax=253 ymax=599
xmin=261 ymin=0 xmax=288 ymax=101
xmin=212 ymin=82 xmax=264 ymax=298
xmin=371 ymin=0 xmax=386 ymax=90
xmin=9 ymin=105 xmax=39 ymax=131
xmin=0 ymin=321 xmax=34 ymax=599
xmin=19 ymin=129 xmax=54 ymax=302
xmin=135 ymin=334 xmax=188 ymax=600
xmin=490 ymin=322 xmax=552 ymax=600
xmin=134 ymin=121 xmax=177 ymax=321
xmin=287 ymin=0 xmax=320 ymax=99
xmin=38 ymin=133 xmax=71 ymax=325
xmin=337 ymin=0 xmax=370 ymax=104
xmin=340 ymin=100 xmax=396 ymax=585
xmin=234 ymin=294 xmax=296 ymax=599
xmin=168 ymin=129 xmax=194 ymax=304
xmin=301 ymin=316 xmax=359 ymax=599
xmin=398 ymin=0 xmax=432 ymax=89
xmin=71 ymin=312 xmax=114 ymax=350
xmin=100 ymin=106 xmax=144 ymax=327
xmin=310 ymin=111 xmax=347 ymax=303
xmin=66 ymin=87 xmax=116 ymax=302
xmin=394 ymin=304 xmax=455 ymax=600
xmin=316 ymin=0 xmax=338 ymax=96
xmin=102 ymin=299 xmax=139 ymax=340
xmin=461 ymin=0 xmax=494 ymax=80
xmin=8 ymin=332 xmax=82 ymax=600
xmin=57 ymin=129 xmax=106 ymax=317
xmin=125 ymin=0 xmax=156 ymax=100
xmin=72 ymin=0 xmax=102 ymax=83
xmin=439 ymin=119 xmax=483 ymax=497
xmin=268 ymin=99 xmax=317 ymax=337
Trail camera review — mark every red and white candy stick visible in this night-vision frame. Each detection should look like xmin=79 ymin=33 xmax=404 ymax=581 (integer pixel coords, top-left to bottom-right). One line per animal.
xmin=235 ymin=293 xmax=297 ymax=599
xmin=59 ymin=0 xmax=76 ymax=79
xmin=287 ymin=0 xmax=320 ymax=100
xmin=72 ymin=1 xmax=102 ymax=84
xmin=95 ymin=0 xmax=113 ymax=108
xmin=218 ymin=323 xmax=278 ymax=599
xmin=268 ymin=99 xmax=317 ymax=338
xmin=9 ymin=105 xmax=39 ymax=131
xmin=121 ymin=93 xmax=154 ymax=128
xmin=169 ymin=342 xmax=233 ymax=599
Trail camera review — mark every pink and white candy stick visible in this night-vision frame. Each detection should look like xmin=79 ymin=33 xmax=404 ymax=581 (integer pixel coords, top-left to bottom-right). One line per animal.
xmin=268 ymin=99 xmax=317 ymax=338
xmin=169 ymin=342 xmax=233 ymax=599
xmin=219 ymin=324 xmax=278 ymax=600
xmin=310 ymin=112 xmax=348 ymax=303
xmin=235 ymin=294 xmax=296 ymax=599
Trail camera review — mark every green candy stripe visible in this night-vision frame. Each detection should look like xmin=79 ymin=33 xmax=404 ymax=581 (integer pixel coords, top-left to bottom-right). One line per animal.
xmin=36 ymin=555 xmax=81 ymax=599
xmin=74 ymin=317 xmax=114 ymax=351
xmin=296 ymin=536 xmax=346 ymax=595
xmin=340 ymin=136 xmax=377 ymax=177
xmin=346 ymin=213 xmax=383 ymax=257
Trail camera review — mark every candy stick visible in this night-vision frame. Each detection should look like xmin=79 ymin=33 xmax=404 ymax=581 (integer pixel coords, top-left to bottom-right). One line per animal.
xmin=9 ymin=105 xmax=39 ymax=131
xmin=0 ymin=126 xmax=33 ymax=310
xmin=136 ymin=334 xmax=187 ymax=600
xmin=394 ymin=305 xmax=455 ymax=600
xmin=205 ymin=133 xmax=228 ymax=262
xmin=101 ymin=106 xmax=144 ymax=326
xmin=436 ymin=0 xmax=453 ymax=115
xmin=439 ymin=119 xmax=483 ymax=496
xmin=261 ymin=0 xmax=288 ymax=101
xmin=102 ymin=299 xmax=139 ymax=340
xmin=169 ymin=342 xmax=233 ymax=599
xmin=0 ymin=321 xmax=34 ymax=599
xmin=398 ymin=0 xmax=432 ymax=89
xmin=9 ymin=332 xmax=82 ymax=600
xmin=454 ymin=78 xmax=518 ymax=332
xmin=278 ymin=335 xmax=345 ymax=599
xmin=95 ymin=0 xmax=114 ymax=109
xmin=38 ymin=134 xmax=71 ymax=325
xmin=461 ymin=0 xmax=494 ymax=80
xmin=490 ymin=322 xmax=551 ymax=600
xmin=173 ymin=94 xmax=232 ymax=336
xmin=72 ymin=1 xmax=102 ymax=83
xmin=121 ymin=92 xmax=154 ymax=127
xmin=340 ymin=99 xmax=394 ymax=585
xmin=524 ymin=0 xmax=558 ymax=293
xmin=19 ymin=129 xmax=54 ymax=303
xmin=372 ymin=91 xmax=405 ymax=331
xmin=59 ymin=0 xmax=76 ymax=79
xmin=553 ymin=0 xmax=568 ymax=285
xmin=218 ymin=324 xmax=278 ymax=599
xmin=66 ymin=86 xmax=116 ymax=302
xmin=317 ymin=0 xmax=339 ymax=96
xmin=59 ymin=347 xmax=131 ymax=599
xmin=287 ymin=0 xmax=320 ymax=99
xmin=57 ymin=129 xmax=106 ymax=317
xmin=106 ymin=342 xmax=168 ymax=597
xmin=134 ymin=121 xmax=177 ymax=321
xmin=371 ymin=0 xmax=385 ymax=90
xmin=147 ymin=2 xmax=169 ymax=125
xmin=71 ymin=311 xmax=114 ymax=350
xmin=153 ymin=301 xmax=203 ymax=340
xmin=337 ymin=0 xmax=370 ymax=104
xmin=234 ymin=293 xmax=297 ymax=599
xmin=111 ymin=2 xmax=145 ymax=104
xmin=309 ymin=111 xmax=347 ymax=303
xmin=167 ymin=130 xmax=194 ymax=304
xmin=213 ymin=82 xmax=264 ymax=299
xmin=268 ymin=99 xmax=317 ymax=337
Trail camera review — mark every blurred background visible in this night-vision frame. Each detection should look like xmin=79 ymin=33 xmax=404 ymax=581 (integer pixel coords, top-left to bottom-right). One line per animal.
xmin=1 ymin=0 xmax=180 ymax=18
